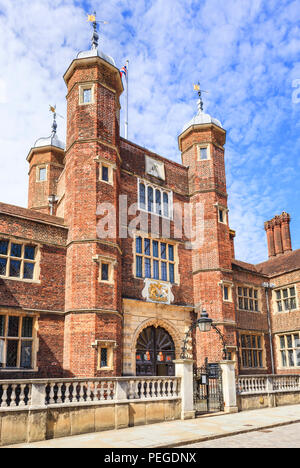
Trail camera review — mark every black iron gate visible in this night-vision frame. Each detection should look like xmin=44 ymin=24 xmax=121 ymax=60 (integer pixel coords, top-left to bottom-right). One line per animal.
xmin=193 ymin=361 xmax=224 ymax=415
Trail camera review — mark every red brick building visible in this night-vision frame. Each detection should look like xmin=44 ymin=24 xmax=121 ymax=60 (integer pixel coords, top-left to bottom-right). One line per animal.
xmin=0 ymin=36 xmax=299 ymax=380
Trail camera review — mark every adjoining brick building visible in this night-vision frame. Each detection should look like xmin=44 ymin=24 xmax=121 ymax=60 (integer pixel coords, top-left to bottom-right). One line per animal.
xmin=0 ymin=33 xmax=299 ymax=380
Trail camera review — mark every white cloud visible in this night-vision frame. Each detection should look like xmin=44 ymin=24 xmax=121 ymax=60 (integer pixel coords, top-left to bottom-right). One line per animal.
xmin=0 ymin=0 xmax=299 ymax=264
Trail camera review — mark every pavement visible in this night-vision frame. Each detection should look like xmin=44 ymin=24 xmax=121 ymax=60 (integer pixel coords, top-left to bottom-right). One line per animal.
xmin=3 ymin=404 xmax=300 ymax=449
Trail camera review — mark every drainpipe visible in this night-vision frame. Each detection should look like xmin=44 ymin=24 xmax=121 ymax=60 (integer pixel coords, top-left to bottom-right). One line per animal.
xmin=262 ymin=282 xmax=275 ymax=375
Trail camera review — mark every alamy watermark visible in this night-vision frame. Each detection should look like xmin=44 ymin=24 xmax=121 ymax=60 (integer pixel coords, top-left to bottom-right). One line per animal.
xmin=96 ymin=196 xmax=205 ymax=250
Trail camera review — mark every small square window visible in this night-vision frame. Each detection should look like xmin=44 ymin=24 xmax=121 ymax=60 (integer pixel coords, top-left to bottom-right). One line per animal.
xmin=39 ymin=168 xmax=46 ymax=181
xmin=199 ymin=147 xmax=208 ymax=160
xmin=219 ymin=209 xmax=224 ymax=223
xmin=101 ymin=263 xmax=109 ymax=281
xmin=100 ymin=348 xmax=108 ymax=368
xmin=101 ymin=165 xmax=109 ymax=182
xmin=83 ymin=88 xmax=92 ymax=103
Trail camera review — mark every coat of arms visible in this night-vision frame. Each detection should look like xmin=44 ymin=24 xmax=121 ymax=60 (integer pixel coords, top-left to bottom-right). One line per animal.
xmin=142 ymin=278 xmax=174 ymax=304
xmin=148 ymin=282 xmax=168 ymax=302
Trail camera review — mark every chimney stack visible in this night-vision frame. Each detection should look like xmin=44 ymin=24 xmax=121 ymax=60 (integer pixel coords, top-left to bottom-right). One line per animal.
xmin=264 ymin=212 xmax=292 ymax=259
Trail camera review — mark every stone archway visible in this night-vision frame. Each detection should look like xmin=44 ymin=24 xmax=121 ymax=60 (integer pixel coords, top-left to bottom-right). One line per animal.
xmin=130 ymin=318 xmax=181 ymax=376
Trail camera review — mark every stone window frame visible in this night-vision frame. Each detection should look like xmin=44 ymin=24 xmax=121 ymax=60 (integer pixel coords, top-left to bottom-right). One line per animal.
xmin=0 ymin=238 xmax=40 ymax=283
xmin=239 ymin=331 xmax=266 ymax=370
xmin=214 ymin=202 xmax=228 ymax=225
xmin=94 ymin=156 xmax=115 ymax=186
xmin=197 ymin=143 xmax=211 ymax=161
xmin=92 ymin=254 xmax=116 ymax=285
xmin=92 ymin=340 xmax=117 ymax=371
xmin=273 ymin=285 xmax=298 ymax=313
xmin=133 ymin=234 xmax=179 ymax=285
xmin=277 ymin=332 xmax=300 ymax=369
xmin=78 ymin=82 xmax=95 ymax=106
xmin=137 ymin=178 xmax=173 ymax=221
xmin=219 ymin=280 xmax=234 ymax=303
xmin=237 ymin=285 xmax=260 ymax=313
xmin=36 ymin=165 xmax=47 ymax=182
xmin=0 ymin=311 xmax=38 ymax=371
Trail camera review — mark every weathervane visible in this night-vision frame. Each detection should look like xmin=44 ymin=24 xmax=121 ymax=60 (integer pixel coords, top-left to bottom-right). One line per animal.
xmin=49 ymin=105 xmax=63 ymax=135
xmin=193 ymin=82 xmax=208 ymax=113
xmin=87 ymin=11 xmax=109 ymax=50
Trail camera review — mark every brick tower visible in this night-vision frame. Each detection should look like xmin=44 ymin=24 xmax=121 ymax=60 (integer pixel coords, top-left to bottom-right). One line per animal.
xmin=178 ymin=92 xmax=236 ymax=364
xmin=62 ymin=24 xmax=124 ymax=377
xmin=27 ymin=114 xmax=65 ymax=215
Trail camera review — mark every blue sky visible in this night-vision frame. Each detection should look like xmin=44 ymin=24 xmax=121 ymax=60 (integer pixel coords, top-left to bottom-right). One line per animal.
xmin=0 ymin=0 xmax=299 ymax=264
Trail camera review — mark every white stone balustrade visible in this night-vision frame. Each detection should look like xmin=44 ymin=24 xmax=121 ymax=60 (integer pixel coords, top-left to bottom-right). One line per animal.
xmin=0 ymin=376 xmax=181 ymax=410
xmin=237 ymin=375 xmax=300 ymax=395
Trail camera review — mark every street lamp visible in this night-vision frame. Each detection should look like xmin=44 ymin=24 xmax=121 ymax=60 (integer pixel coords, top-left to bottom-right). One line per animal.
xmin=197 ymin=309 xmax=213 ymax=332
xmin=180 ymin=309 xmax=228 ymax=360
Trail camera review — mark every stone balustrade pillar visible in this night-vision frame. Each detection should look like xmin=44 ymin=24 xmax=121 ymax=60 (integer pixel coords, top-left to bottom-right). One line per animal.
xmin=30 ymin=382 xmax=47 ymax=408
xmin=219 ymin=361 xmax=238 ymax=413
xmin=173 ymin=359 xmax=195 ymax=420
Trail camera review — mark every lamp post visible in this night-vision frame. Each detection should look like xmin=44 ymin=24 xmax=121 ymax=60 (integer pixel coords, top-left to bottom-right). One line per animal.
xmin=180 ymin=309 xmax=228 ymax=361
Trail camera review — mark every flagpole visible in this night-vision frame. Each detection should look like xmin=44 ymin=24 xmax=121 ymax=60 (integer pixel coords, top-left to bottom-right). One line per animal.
xmin=125 ymin=59 xmax=129 ymax=139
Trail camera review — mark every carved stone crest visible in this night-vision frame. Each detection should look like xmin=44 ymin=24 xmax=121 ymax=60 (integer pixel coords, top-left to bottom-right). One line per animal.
xmin=142 ymin=278 xmax=174 ymax=304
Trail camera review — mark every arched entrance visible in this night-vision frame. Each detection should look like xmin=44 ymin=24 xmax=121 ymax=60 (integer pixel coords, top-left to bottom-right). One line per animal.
xmin=136 ymin=326 xmax=175 ymax=376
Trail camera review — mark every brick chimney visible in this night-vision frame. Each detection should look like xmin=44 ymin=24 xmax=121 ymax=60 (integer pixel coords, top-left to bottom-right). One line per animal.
xmin=264 ymin=212 xmax=292 ymax=258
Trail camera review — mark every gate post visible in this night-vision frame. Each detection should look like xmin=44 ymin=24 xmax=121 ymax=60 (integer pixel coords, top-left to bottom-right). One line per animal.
xmin=173 ymin=359 xmax=195 ymax=420
xmin=219 ymin=360 xmax=238 ymax=413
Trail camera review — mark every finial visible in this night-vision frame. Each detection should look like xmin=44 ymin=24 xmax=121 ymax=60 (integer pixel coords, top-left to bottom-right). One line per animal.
xmin=49 ymin=105 xmax=63 ymax=135
xmin=87 ymin=12 xmax=109 ymax=51
xmin=193 ymin=82 xmax=208 ymax=114
xmin=49 ymin=105 xmax=57 ymax=134
xmin=91 ymin=12 xmax=99 ymax=49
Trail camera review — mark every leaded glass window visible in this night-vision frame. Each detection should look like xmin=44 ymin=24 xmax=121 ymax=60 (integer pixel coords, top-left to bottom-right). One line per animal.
xmin=101 ymin=165 xmax=109 ymax=182
xmin=0 ymin=315 xmax=35 ymax=369
xmin=275 ymin=287 xmax=297 ymax=312
xmin=100 ymin=348 xmax=108 ymax=368
xmin=0 ymin=240 xmax=37 ymax=280
xmin=147 ymin=186 xmax=153 ymax=213
xmin=240 ymin=333 xmax=264 ymax=369
xmin=138 ymin=180 xmax=172 ymax=219
xmin=139 ymin=183 xmax=146 ymax=210
xmin=279 ymin=333 xmax=300 ymax=368
xmin=135 ymin=237 xmax=176 ymax=283
xmin=237 ymin=287 xmax=259 ymax=312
